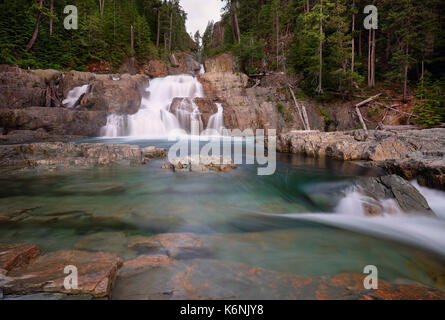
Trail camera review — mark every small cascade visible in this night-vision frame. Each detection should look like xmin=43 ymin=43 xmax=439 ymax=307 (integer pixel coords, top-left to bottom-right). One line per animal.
xmin=206 ymin=103 xmax=225 ymax=135
xmin=173 ymin=98 xmax=204 ymax=134
xmin=199 ymin=64 xmax=205 ymax=74
xmin=102 ymin=74 xmax=205 ymax=138
xmin=62 ymin=85 xmax=89 ymax=108
xmin=100 ymin=114 xmax=128 ymax=137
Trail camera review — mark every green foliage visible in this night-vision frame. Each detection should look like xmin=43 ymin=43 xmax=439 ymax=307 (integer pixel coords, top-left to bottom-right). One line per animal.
xmin=232 ymin=34 xmax=265 ymax=74
xmin=367 ymin=106 xmax=382 ymax=117
xmin=414 ymin=74 xmax=445 ymax=127
xmin=276 ymin=103 xmax=285 ymax=113
xmin=0 ymin=0 xmax=191 ymax=70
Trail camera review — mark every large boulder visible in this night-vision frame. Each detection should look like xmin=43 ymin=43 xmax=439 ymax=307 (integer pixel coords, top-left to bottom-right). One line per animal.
xmin=60 ymin=71 xmax=149 ymax=114
xmin=0 ymin=65 xmax=48 ymax=109
xmin=142 ymin=59 xmax=168 ymax=78
xmin=354 ymin=175 xmax=434 ymax=216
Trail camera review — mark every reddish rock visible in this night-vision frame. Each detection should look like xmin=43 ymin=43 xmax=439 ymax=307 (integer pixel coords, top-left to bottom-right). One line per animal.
xmin=0 ymin=243 xmax=41 ymax=272
xmin=112 ymin=258 xmax=445 ymax=300
xmin=3 ymin=250 xmax=123 ymax=298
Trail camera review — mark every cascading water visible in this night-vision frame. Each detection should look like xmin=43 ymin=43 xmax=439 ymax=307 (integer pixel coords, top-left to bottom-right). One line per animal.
xmin=62 ymin=84 xmax=89 ymax=108
xmin=102 ymin=74 xmax=206 ymax=138
xmin=271 ymin=184 xmax=445 ymax=257
xmin=206 ymin=103 xmax=225 ymax=135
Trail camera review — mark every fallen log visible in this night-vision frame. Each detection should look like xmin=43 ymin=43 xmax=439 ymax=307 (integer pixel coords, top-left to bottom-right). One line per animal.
xmin=355 ymin=106 xmax=368 ymax=131
xmin=288 ymin=85 xmax=310 ymax=131
xmin=355 ymin=93 xmax=382 ymax=108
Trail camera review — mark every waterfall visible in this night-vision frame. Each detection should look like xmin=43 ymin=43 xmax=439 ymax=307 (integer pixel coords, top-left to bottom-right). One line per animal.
xmin=199 ymin=64 xmax=205 ymax=74
xmin=62 ymin=85 xmax=89 ymax=108
xmin=173 ymin=98 xmax=204 ymax=135
xmin=102 ymin=74 xmax=204 ymax=138
xmin=206 ymin=103 xmax=225 ymax=135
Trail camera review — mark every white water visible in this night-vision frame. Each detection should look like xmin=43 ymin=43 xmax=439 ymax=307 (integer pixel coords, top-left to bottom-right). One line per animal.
xmin=102 ymin=74 xmax=208 ymax=138
xmin=271 ymin=184 xmax=445 ymax=257
xmin=206 ymin=103 xmax=225 ymax=135
xmin=62 ymin=85 xmax=89 ymax=108
xmin=200 ymin=64 xmax=205 ymax=74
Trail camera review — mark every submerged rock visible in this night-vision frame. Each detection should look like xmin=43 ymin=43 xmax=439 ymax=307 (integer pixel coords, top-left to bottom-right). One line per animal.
xmin=354 ymin=175 xmax=434 ymax=216
xmin=112 ymin=258 xmax=445 ymax=300
xmin=0 ymin=243 xmax=41 ymax=272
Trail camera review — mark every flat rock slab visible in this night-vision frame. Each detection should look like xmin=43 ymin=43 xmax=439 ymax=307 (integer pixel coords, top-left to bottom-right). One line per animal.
xmin=128 ymin=233 xmax=205 ymax=258
xmin=0 ymin=243 xmax=41 ymax=271
xmin=2 ymin=250 xmax=123 ymax=298
xmin=112 ymin=258 xmax=445 ymax=300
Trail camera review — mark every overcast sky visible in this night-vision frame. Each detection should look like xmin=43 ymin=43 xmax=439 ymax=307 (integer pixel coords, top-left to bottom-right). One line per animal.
xmin=180 ymin=0 xmax=224 ymax=38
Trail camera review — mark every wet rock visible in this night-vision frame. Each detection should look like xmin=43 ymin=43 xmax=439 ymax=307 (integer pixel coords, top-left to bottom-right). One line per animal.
xmin=0 ymin=243 xmax=41 ymax=271
xmin=3 ymin=250 xmax=123 ymax=298
xmin=141 ymin=146 xmax=166 ymax=161
xmin=58 ymin=182 xmax=126 ymax=196
xmin=165 ymin=156 xmax=236 ymax=173
xmin=73 ymin=232 xmax=137 ymax=260
xmin=119 ymin=255 xmax=173 ymax=277
xmin=0 ymin=142 xmax=144 ymax=172
xmin=354 ymin=175 xmax=434 ymax=215
xmin=112 ymin=258 xmax=445 ymax=300
xmin=128 ymin=233 xmax=204 ymax=258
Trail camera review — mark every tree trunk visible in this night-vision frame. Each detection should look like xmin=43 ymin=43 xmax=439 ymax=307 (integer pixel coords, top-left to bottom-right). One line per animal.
xmin=100 ymin=0 xmax=105 ymax=18
xmin=317 ymin=0 xmax=323 ymax=94
xmin=131 ymin=25 xmax=134 ymax=52
xmin=276 ymin=8 xmax=279 ymax=71
xmin=403 ymin=43 xmax=409 ymax=102
xmin=306 ymin=1 xmax=310 ymax=13
xmin=359 ymin=30 xmax=362 ymax=57
xmin=351 ymin=0 xmax=355 ymax=73
xmin=367 ymin=29 xmax=371 ymax=86
xmin=49 ymin=0 xmax=54 ymax=37
xmin=232 ymin=1 xmax=241 ymax=44
xmin=371 ymin=29 xmax=376 ymax=87
xmin=156 ymin=9 xmax=161 ymax=48
xmin=25 ymin=0 xmax=44 ymax=52
xmin=169 ymin=3 xmax=173 ymax=53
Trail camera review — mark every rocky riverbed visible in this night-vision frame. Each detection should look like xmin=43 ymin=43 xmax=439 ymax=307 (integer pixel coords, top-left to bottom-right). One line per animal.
xmin=0 ymin=142 xmax=166 ymax=173
xmin=278 ymin=128 xmax=445 ymax=190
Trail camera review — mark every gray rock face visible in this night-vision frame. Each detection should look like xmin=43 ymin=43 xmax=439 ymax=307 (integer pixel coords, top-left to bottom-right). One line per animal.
xmin=278 ymin=128 xmax=445 ymax=190
xmin=61 ymin=71 xmax=149 ymax=114
xmin=0 ymin=65 xmax=49 ymax=109
xmin=0 ymin=107 xmax=107 ymax=138
xmin=354 ymin=175 xmax=434 ymax=215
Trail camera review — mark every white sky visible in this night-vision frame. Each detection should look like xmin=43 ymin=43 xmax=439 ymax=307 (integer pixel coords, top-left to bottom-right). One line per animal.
xmin=180 ymin=0 xmax=224 ymax=38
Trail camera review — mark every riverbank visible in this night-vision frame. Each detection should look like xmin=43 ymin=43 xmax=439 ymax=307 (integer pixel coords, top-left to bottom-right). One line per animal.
xmin=278 ymin=128 xmax=445 ymax=190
